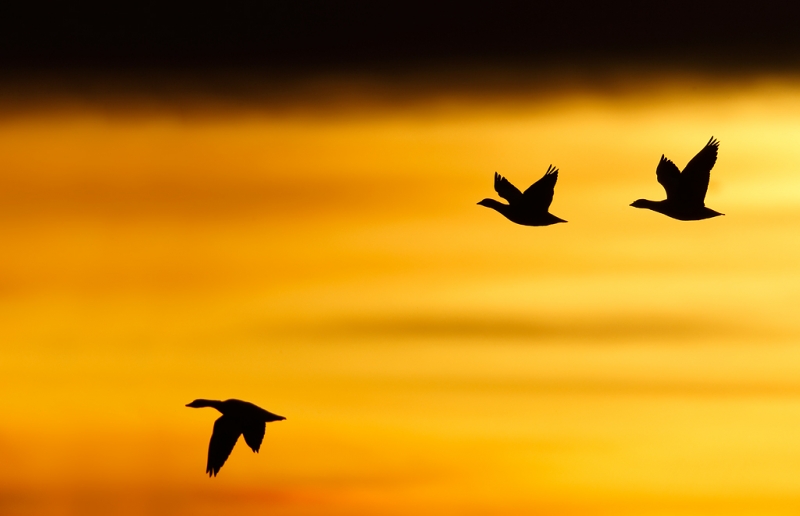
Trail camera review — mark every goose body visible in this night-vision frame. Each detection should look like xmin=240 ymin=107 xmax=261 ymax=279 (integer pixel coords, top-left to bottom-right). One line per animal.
xmin=631 ymin=137 xmax=724 ymax=221
xmin=186 ymin=398 xmax=285 ymax=476
xmin=478 ymin=166 xmax=566 ymax=226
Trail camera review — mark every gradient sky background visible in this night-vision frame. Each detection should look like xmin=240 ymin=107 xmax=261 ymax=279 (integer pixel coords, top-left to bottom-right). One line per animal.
xmin=5 ymin=3 xmax=800 ymax=515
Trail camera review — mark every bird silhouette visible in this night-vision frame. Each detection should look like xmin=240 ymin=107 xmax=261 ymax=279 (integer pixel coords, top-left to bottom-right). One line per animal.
xmin=477 ymin=165 xmax=567 ymax=226
xmin=631 ymin=137 xmax=724 ymax=220
xmin=186 ymin=398 xmax=286 ymax=476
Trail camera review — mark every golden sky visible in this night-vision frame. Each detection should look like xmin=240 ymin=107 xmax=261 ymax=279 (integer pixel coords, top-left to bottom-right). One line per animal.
xmin=3 ymin=73 xmax=800 ymax=515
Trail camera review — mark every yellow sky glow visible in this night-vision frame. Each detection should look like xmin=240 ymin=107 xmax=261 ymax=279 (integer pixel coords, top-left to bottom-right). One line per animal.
xmin=3 ymin=75 xmax=800 ymax=515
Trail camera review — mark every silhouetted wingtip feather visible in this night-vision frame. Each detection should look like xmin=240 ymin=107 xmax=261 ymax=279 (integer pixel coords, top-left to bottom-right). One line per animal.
xmin=243 ymin=420 xmax=266 ymax=453
xmin=517 ymin=164 xmax=560 ymax=212
xmin=493 ymin=172 xmax=523 ymax=203
xmin=206 ymin=415 xmax=241 ymax=477
xmin=207 ymin=462 xmax=221 ymax=476
xmin=656 ymin=154 xmax=681 ymax=200
xmin=680 ymin=137 xmax=719 ymax=205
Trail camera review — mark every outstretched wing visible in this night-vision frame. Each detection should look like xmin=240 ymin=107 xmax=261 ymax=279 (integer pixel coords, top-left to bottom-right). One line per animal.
xmin=656 ymin=155 xmax=681 ymax=200
xmin=493 ymin=172 xmax=523 ymax=203
xmin=242 ymin=420 xmax=266 ymax=453
xmin=207 ymin=415 xmax=241 ymax=477
xmin=522 ymin=165 xmax=559 ymax=211
xmin=680 ymin=137 xmax=719 ymax=205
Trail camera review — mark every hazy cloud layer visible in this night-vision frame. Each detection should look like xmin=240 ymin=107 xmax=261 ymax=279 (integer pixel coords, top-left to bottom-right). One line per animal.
xmin=302 ymin=314 xmax=754 ymax=342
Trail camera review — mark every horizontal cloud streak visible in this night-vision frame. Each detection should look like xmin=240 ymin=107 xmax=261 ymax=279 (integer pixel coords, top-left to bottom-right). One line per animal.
xmin=301 ymin=315 xmax=755 ymax=342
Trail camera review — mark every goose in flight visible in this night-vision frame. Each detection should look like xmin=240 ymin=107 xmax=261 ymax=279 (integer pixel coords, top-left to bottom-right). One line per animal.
xmin=478 ymin=165 xmax=567 ymax=226
xmin=186 ymin=398 xmax=286 ymax=476
xmin=631 ymin=137 xmax=724 ymax=220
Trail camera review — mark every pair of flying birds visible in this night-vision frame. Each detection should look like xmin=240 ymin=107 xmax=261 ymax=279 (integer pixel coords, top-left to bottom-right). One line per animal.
xmin=479 ymin=137 xmax=723 ymax=224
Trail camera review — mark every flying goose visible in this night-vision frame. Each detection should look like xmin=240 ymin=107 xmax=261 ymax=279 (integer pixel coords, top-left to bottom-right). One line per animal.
xmin=186 ymin=398 xmax=285 ymax=476
xmin=631 ymin=137 xmax=724 ymax=220
xmin=478 ymin=165 xmax=567 ymax=226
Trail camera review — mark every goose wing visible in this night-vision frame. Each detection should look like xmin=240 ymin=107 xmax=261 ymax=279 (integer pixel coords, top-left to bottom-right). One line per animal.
xmin=494 ymin=172 xmax=523 ymax=203
xmin=680 ymin=137 xmax=719 ymax=205
xmin=656 ymin=155 xmax=681 ymax=200
xmin=522 ymin=165 xmax=559 ymax=211
xmin=206 ymin=415 xmax=241 ymax=477
xmin=242 ymin=420 xmax=266 ymax=453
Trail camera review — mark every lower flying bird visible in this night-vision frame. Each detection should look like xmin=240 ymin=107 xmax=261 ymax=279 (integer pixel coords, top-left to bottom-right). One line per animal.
xmin=186 ymin=398 xmax=286 ymax=476
xmin=477 ymin=165 xmax=566 ymax=226
xmin=631 ymin=137 xmax=724 ymax=220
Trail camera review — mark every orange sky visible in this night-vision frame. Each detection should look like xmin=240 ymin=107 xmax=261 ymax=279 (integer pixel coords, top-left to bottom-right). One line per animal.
xmin=3 ymin=74 xmax=800 ymax=515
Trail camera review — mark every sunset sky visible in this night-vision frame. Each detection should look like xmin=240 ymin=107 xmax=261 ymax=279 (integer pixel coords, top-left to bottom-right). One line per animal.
xmin=4 ymin=4 xmax=800 ymax=516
